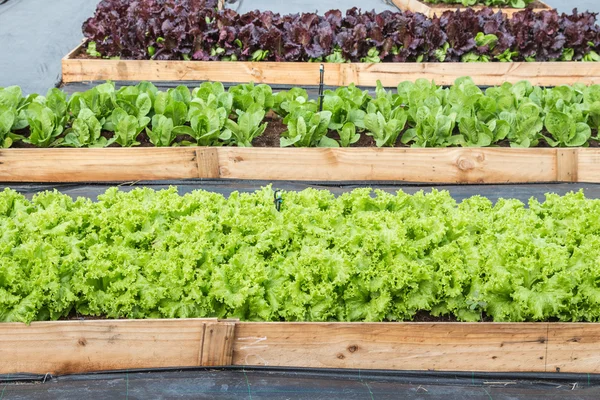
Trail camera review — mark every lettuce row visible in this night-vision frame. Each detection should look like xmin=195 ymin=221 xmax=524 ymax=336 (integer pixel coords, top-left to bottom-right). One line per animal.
xmin=82 ymin=3 xmax=600 ymax=64
xmin=2 ymin=186 xmax=600 ymax=323
xmin=2 ymin=78 xmax=600 ymax=149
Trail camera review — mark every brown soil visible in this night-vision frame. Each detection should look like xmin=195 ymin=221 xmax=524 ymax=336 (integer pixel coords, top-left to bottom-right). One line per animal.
xmin=253 ymin=117 xmax=287 ymax=147
xmin=57 ymin=311 xmax=491 ymax=322
xmin=426 ymin=0 xmax=548 ymax=10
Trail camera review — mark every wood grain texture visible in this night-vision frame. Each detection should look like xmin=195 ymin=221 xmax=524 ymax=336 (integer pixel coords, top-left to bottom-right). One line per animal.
xmin=546 ymin=324 xmax=600 ymax=374
xmin=196 ymin=147 xmax=220 ymax=179
xmin=233 ymin=322 xmax=549 ymax=372
xmin=576 ymin=149 xmax=600 ymax=183
xmin=556 ymin=149 xmax=578 ymax=182
xmin=0 ymin=319 xmax=210 ymax=375
xmin=0 ymin=148 xmax=199 ymax=182
xmin=201 ymin=320 xmax=237 ymax=367
xmin=3 ymin=320 xmax=600 ymax=374
xmin=6 ymin=147 xmax=600 ymax=184
xmin=218 ymin=147 xmax=557 ymax=183
xmin=62 ymin=45 xmax=600 ymax=86
xmin=392 ymin=0 xmax=551 ymax=18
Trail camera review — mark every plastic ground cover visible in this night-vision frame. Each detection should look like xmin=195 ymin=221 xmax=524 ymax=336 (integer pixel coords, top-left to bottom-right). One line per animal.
xmin=1 ymin=367 xmax=600 ymax=400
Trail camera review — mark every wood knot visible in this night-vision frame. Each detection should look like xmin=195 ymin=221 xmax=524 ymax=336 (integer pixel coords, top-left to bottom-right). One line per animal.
xmin=337 ymin=353 xmax=345 ymax=359
xmin=347 ymin=345 xmax=358 ymax=353
xmin=233 ymin=156 xmax=243 ymax=163
xmin=457 ymin=157 xmax=474 ymax=171
xmin=567 ymin=337 xmax=581 ymax=343
xmin=78 ymin=338 xmax=87 ymax=347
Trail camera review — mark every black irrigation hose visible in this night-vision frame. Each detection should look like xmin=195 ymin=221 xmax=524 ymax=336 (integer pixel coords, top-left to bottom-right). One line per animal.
xmin=0 ymin=0 xmax=10 ymax=5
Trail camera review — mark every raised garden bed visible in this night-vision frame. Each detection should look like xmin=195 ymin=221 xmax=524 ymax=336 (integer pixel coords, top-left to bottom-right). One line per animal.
xmin=66 ymin=3 xmax=600 ymax=86
xmin=1 ymin=319 xmax=597 ymax=375
xmin=3 ymin=186 xmax=600 ymax=375
xmin=393 ymin=0 xmax=551 ymax=18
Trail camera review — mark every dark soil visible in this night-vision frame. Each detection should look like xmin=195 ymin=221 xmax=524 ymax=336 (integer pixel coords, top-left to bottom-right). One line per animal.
xmin=253 ymin=117 xmax=287 ymax=147
xmin=426 ymin=0 xmax=548 ymax=9
xmin=57 ymin=311 xmax=487 ymax=322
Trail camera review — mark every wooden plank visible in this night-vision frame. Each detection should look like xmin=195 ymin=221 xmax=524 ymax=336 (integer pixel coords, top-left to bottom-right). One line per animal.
xmin=62 ymin=44 xmax=600 ymax=86
xmin=201 ymin=320 xmax=237 ymax=367
xmin=393 ymin=0 xmax=551 ymax=18
xmin=576 ymin=149 xmax=600 ymax=183
xmin=8 ymin=147 xmax=600 ymax=184
xmin=348 ymin=62 xmax=600 ymax=87
xmin=0 ymin=148 xmax=199 ymax=182
xmin=218 ymin=148 xmax=557 ymax=183
xmin=556 ymin=148 xmax=578 ymax=182
xmin=62 ymin=52 xmax=343 ymax=86
xmin=0 ymin=319 xmax=210 ymax=375
xmin=546 ymin=324 xmax=600 ymax=373
xmin=233 ymin=322 xmax=549 ymax=372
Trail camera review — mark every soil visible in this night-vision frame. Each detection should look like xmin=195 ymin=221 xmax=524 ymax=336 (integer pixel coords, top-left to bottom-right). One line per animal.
xmin=56 ymin=311 xmax=480 ymax=322
xmin=253 ymin=117 xmax=287 ymax=147
xmin=425 ymin=0 xmax=548 ymax=10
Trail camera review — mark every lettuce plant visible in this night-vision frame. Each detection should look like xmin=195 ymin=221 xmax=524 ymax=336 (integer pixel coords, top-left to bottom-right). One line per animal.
xmin=175 ymin=107 xmax=231 ymax=146
xmin=62 ymin=108 xmax=109 ymax=148
xmin=223 ymin=103 xmax=267 ymax=147
xmin=281 ymin=110 xmax=337 ymax=147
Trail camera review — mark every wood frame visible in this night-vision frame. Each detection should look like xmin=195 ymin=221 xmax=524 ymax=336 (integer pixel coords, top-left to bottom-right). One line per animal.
xmin=0 ymin=147 xmax=596 ymax=184
xmin=62 ymin=43 xmax=600 ymax=87
xmin=1 ymin=319 xmax=598 ymax=375
xmin=393 ymin=0 xmax=551 ymax=18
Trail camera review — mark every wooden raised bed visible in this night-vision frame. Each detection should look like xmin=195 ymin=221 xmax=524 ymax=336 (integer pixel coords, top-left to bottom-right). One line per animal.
xmin=0 ymin=147 xmax=592 ymax=184
xmin=393 ymin=0 xmax=551 ymax=18
xmin=62 ymin=43 xmax=600 ymax=87
xmin=1 ymin=319 xmax=598 ymax=375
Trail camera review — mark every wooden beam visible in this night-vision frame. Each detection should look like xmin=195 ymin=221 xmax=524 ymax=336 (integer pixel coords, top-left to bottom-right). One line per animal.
xmin=218 ymin=148 xmax=558 ymax=183
xmin=232 ymin=322 xmax=549 ymax=372
xmin=0 ymin=148 xmax=200 ymax=182
xmin=62 ymin=44 xmax=600 ymax=86
xmin=392 ymin=0 xmax=551 ymax=18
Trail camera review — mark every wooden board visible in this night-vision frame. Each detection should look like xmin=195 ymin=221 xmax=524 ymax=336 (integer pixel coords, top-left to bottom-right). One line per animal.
xmin=218 ymin=147 xmax=559 ymax=183
xmin=393 ymin=0 xmax=551 ymax=18
xmin=233 ymin=322 xmax=549 ymax=372
xmin=62 ymin=44 xmax=600 ymax=86
xmin=0 ymin=148 xmax=200 ymax=182
xmin=546 ymin=324 xmax=600 ymax=374
xmin=0 ymin=147 xmax=589 ymax=183
xmin=0 ymin=319 xmax=234 ymax=375
xmin=3 ymin=320 xmax=600 ymax=374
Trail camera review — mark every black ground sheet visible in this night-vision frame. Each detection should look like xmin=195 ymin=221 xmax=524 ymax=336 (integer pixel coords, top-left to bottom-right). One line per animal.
xmin=2 ymin=368 xmax=600 ymax=400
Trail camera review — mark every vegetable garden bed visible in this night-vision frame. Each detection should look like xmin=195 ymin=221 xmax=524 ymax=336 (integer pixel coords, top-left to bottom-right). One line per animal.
xmin=1 ymin=319 xmax=598 ymax=375
xmin=2 ymin=186 xmax=600 ymax=375
xmin=392 ymin=0 xmax=551 ymax=18
xmin=68 ymin=3 xmax=600 ymax=86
